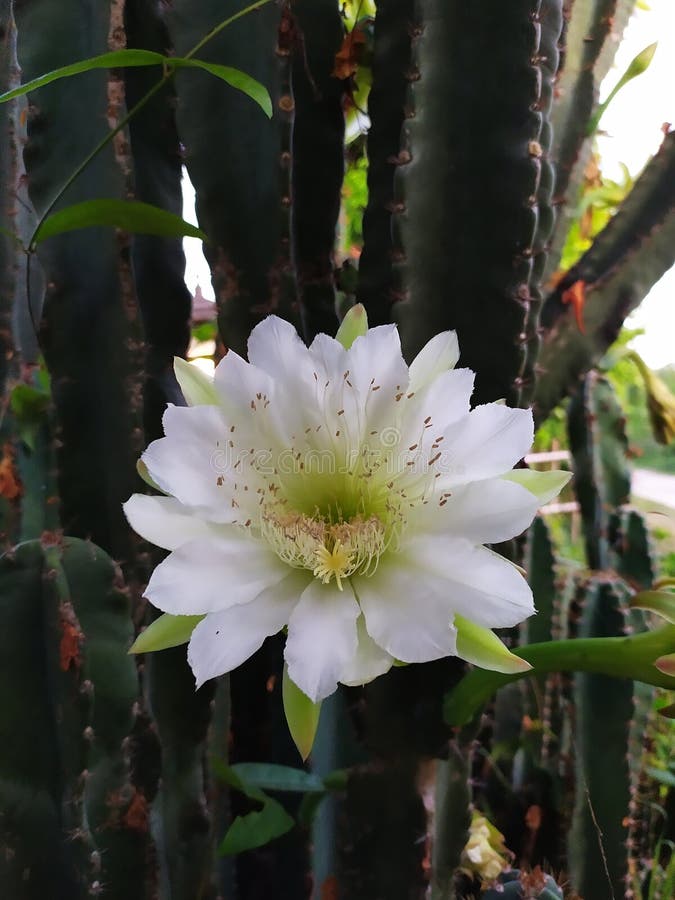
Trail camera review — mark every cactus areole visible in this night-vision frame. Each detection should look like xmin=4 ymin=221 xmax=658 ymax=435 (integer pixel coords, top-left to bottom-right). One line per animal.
xmin=125 ymin=306 xmax=569 ymax=706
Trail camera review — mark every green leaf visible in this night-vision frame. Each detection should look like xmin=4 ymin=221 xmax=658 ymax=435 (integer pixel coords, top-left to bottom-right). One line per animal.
xmin=170 ymin=59 xmax=272 ymax=118
xmin=282 ymin=665 xmax=322 ymax=761
xmin=455 ymin=615 xmax=533 ymax=675
xmin=230 ymin=763 xmax=325 ymax=794
xmin=0 ymin=49 xmax=272 ymax=117
xmin=588 ymin=42 xmax=658 ymax=135
xmin=646 ymin=766 xmax=675 ymax=789
xmin=335 ymin=303 xmax=369 ymax=349
xmin=502 ymin=468 xmax=572 ymax=504
xmin=212 ymin=760 xmax=295 ymax=855
xmin=129 ymin=613 xmax=204 ymax=653
xmin=10 ymin=384 xmax=51 ymax=451
xmin=0 ymin=50 xmax=167 ymax=103
xmin=33 ymin=200 xmax=207 ymax=246
xmin=174 ymin=357 xmax=220 ymax=406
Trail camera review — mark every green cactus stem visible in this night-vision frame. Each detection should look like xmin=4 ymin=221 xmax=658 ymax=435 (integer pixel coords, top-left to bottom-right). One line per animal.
xmin=392 ymin=0 xmax=548 ymax=407
xmin=123 ymin=0 xmax=193 ymax=437
xmin=0 ymin=538 xmax=141 ymax=900
xmin=290 ymin=0 xmax=345 ymax=342
xmin=166 ymin=0 xmax=298 ymax=357
xmin=14 ymin=0 xmax=144 ymax=560
xmin=567 ymin=370 xmax=630 ymax=570
xmin=356 ymin=0 xmax=415 ymax=326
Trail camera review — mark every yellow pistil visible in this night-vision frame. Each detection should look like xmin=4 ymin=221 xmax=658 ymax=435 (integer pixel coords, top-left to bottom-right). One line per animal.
xmin=313 ymin=541 xmax=354 ymax=591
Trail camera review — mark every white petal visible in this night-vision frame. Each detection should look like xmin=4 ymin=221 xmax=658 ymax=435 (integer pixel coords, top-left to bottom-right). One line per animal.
xmin=187 ymin=570 xmax=308 ymax=687
xmin=143 ymin=405 xmax=260 ymax=522
xmin=308 ymin=332 xmax=348 ymax=380
xmin=285 ymin=579 xmax=360 ymax=702
xmin=247 ymin=315 xmax=312 ymax=385
xmin=396 ymin=368 xmax=475 ymax=477
xmin=414 ymin=477 xmax=541 ymax=544
xmin=348 ymin=324 xmax=409 ymax=434
xmin=356 ymin=562 xmax=458 ymax=663
xmin=340 ymin=614 xmax=393 ymax=687
xmin=438 ymin=404 xmax=534 ymax=487
xmin=123 ymin=494 xmax=215 ymax=550
xmin=144 ymin=533 xmax=288 ymax=615
xmin=408 ymin=331 xmax=460 ymax=391
xmin=502 ymin=468 xmax=572 ymax=505
xmin=403 ymin=536 xmax=535 ymax=628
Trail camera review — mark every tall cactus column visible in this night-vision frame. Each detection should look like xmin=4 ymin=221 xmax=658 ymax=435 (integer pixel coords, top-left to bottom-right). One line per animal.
xmin=392 ymin=0 xmax=557 ymax=408
xmin=14 ymin=0 xmax=144 ymax=562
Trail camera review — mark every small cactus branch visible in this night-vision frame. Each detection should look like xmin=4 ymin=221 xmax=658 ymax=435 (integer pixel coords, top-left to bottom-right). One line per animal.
xmin=535 ymin=131 xmax=675 ymax=424
xmin=545 ymin=0 xmax=636 ymax=280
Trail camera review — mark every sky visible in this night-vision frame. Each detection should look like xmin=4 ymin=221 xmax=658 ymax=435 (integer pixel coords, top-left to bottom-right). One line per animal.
xmin=183 ymin=0 xmax=675 ymax=367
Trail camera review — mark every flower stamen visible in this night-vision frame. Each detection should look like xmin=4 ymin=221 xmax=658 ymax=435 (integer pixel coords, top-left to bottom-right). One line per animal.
xmin=313 ymin=541 xmax=353 ymax=591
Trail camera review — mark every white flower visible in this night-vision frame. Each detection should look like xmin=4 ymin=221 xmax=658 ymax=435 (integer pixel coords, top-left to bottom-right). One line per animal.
xmin=124 ymin=308 xmax=569 ymax=704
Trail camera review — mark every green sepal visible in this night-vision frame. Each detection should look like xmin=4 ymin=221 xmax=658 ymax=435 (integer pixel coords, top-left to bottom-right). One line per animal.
xmin=136 ymin=459 xmax=165 ymax=493
xmin=282 ymin=664 xmax=321 ymax=761
xmin=630 ymin=590 xmax=675 ymax=624
xmin=129 ymin=612 xmax=204 ymax=653
xmin=502 ymin=468 xmax=572 ymax=505
xmin=455 ymin=615 xmax=532 ymax=675
xmin=174 ymin=356 xmax=220 ymax=406
xmin=33 ymin=199 xmax=207 ymax=246
xmin=335 ymin=303 xmax=368 ymax=350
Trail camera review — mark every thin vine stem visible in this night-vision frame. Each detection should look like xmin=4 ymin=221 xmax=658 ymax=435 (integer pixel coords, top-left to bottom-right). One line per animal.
xmin=28 ymin=0 xmax=275 ymax=249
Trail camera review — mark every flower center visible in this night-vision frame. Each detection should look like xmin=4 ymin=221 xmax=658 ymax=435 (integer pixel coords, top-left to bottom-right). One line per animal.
xmin=261 ymin=510 xmax=388 ymax=590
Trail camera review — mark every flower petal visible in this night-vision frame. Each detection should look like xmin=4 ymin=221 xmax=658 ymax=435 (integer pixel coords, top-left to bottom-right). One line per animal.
xmin=145 ymin=533 xmax=288 ymax=615
xmin=408 ymin=331 xmax=460 ymax=391
xmin=187 ymin=571 xmax=308 ymax=687
xmin=143 ymin=404 xmax=261 ymax=522
xmin=123 ymin=494 xmax=215 ymax=550
xmin=355 ymin=563 xmax=458 ymax=663
xmin=285 ymin=580 xmax=360 ymax=702
xmin=438 ymin=404 xmax=534 ymax=486
xmin=502 ymin=468 xmax=572 ymax=504
xmin=248 ymin=315 xmax=313 ymax=386
xmin=348 ymin=324 xmax=409 ymax=433
xmin=413 ymin=477 xmax=541 ymax=544
xmin=340 ymin=614 xmax=393 ymax=687
xmin=403 ymin=536 xmax=535 ymax=628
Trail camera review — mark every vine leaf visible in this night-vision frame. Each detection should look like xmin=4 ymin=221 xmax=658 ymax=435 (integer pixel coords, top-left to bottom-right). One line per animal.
xmin=33 ymin=199 xmax=207 ymax=245
xmin=0 ymin=49 xmax=272 ymax=117
xmin=213 ymin=760 xmax=295 ymax=855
